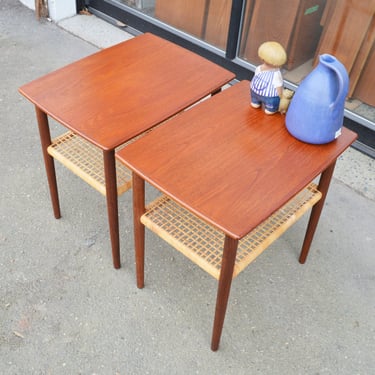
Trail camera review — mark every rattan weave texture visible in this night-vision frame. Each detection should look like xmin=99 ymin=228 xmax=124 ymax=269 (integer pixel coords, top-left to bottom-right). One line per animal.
xmin=141 ymin=183 xmax=322 ymax=279
xmin=47 ymin=131 xmax=132 ymax=196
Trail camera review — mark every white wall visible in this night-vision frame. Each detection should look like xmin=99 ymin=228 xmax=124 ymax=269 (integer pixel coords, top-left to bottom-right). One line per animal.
xmin=19 ymin=0 xmax=76 ymax=21
xmin=48 ymin=0 xmax=76 ymax=21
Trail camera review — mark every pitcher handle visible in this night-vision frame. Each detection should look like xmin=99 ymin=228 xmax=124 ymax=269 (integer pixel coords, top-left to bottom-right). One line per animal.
xmin=320 ymin=54 xmax=349 ymax=110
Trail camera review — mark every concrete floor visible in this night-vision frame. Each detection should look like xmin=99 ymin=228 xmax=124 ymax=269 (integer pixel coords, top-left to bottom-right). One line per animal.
xmin=1 ymin=1 xmax=375 ymax=374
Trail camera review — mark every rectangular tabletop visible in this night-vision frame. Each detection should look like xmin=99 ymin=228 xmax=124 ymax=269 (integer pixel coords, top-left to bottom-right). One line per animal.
xmin=19 ymin=33 xmax=234 ymax=150
xmin=116 ymin=80 xmax=358 ymax=240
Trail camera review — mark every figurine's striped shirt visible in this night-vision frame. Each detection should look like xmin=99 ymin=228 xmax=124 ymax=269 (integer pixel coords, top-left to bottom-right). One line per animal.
xmin=251 ymin=68 xmax=283 ymax=97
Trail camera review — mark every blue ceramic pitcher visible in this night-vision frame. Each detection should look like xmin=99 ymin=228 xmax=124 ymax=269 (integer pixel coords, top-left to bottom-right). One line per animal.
xmin=286 ymin=54 xmax=349 ymax=144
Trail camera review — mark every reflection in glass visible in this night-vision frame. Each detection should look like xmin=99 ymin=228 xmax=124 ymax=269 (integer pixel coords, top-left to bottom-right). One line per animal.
xmin=239 ymin=0 xmax=375 ymax=124
xmin=154 ymin=0 xmax=232 ymax=51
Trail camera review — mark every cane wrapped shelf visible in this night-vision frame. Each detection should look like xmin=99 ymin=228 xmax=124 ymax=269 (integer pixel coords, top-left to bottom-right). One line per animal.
xmin=141 ymin=183 xmax=322 ymax=280
xmin=47 ymin=131 xmax=132 ymax=196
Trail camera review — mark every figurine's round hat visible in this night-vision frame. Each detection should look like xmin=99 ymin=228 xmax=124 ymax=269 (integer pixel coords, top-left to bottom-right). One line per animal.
xmin=258 ymin=41 xmax=287 ymax=66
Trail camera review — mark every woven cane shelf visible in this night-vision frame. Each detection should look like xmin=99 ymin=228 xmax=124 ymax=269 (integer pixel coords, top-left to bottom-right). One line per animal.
xmin=47 ymin=131 xmax=132 ymax=196
xmin=141 ymin=183 xmax=322 ymax=280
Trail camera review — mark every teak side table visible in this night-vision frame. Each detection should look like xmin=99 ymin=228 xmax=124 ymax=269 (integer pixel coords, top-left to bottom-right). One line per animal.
xmin=19 ymin=33 xmax=234 ymax=269
xmin=116 ymin=81 xmax=357 ymax=350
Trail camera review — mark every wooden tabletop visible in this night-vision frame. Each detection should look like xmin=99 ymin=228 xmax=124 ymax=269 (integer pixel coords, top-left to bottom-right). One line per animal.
xmin=19 ymin=33 xmax=234 ymax=150
xmin=116 ymin=80 xmax=357 ymax=239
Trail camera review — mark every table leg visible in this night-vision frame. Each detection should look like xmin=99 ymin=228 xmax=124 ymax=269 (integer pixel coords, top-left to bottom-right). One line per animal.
xmin=133 ymin=173 xmax=145 ymax=289
xmin=103 ymin=150 xmax=121 ymax=269
xmin=211 ymin=236 xmax=238 ymax=351
xmin=35 ymin=106 xmax=61 ymax=219
xmin=299 ymin=161 xmax=337 ymax=264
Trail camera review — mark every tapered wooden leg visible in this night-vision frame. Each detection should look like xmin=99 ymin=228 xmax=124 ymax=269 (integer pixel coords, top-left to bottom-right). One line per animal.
xmin=211 ymin=236 xmax=238 ymax=351
xmin=132 ymin=172 xmax=145 ymax=288
xmin=299 ymin=161 xmax=336 ymax=264
xmin=103 ymin=150 xmax=121 ymax=269
xmin=35 ymin=106 xmax=61 ymax=219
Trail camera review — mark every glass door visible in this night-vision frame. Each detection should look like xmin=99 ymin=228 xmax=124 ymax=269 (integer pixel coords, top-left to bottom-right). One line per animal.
xmin=86 ymin=0 xmax=375 ymax=155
